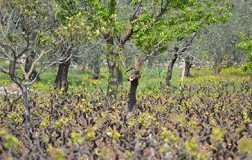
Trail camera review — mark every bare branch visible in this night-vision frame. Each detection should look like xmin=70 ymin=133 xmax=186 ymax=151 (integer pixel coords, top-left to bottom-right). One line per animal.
xmin=155 ymin=0 xmax=170 ymax=20
xmin=130 ymin=3 xmax=142 ymax=21
xmin=177 ymin=32 xmax=197 ymax=54
xmin=0 ymin=56 xmax=9 ymax=61
xmin=6 ymin=9 xmax=14 ymax=34
xmin=21 ymin=49 xmax=51 ymax=81
xmin=73 ymin=38 xmax=104 ymax=58
xmin=119 ymin=2 xmax=142 ymax=45
xmin=126 ymin=67 xmax=135 ymax=72
xmin=0 ymin=43 xmax=16 ymax=58
xmin=0 ymin=65 xmax=8 ymax=75
xmin=141 ymin=35 xmax=168 ymax=62
xmin=119 ymin=27 xmax=133 ymax=45
xmin=0 ymin=9 xmax=4 ymax=26
xmin=26 ymin=52 xmax=72 ymax=86
xmin=17 ymin=35 xmax=30 ymax=58
xmin=127 ymin=36 xmax=168 ymax=71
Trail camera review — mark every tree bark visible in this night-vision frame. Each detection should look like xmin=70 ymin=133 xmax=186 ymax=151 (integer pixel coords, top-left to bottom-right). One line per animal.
xmin=128 ymin=70 xmax=140 ymax=112
xmin=25 ymin=55 xmax=39 ymax=80
xmin=116 ymin=62 xmax=123 ymax=84
xmin=55 ymin=53 xmax=70 ymax=93
xmin=180 ymin=60 xmax=186 ymax=90
xmin=106 ymin=51 xmax=123 ymax=97
xmin=104 ymin=33 xmax=124 ymax=97
xmin=214 ymin=62 xmax=222 ymax=74
xmin=166 ymin=54 xmax=178 ymax=86
xmin=9 ymin=56 xmax=32 ymax=138
xmin=91 ymin=53 xmax=101 ymax=79
xmin=55 ymin=58 xmax=71 ymax=93
xmin=213 ymin=55 xmax=223 ymax=74
xmin=22 ymin=84 xmax=31 ymax=138
xmin=107 ymin=62 xmax=117 ymax=97
xmin=184 ymin=56 xmax=193 ymax=77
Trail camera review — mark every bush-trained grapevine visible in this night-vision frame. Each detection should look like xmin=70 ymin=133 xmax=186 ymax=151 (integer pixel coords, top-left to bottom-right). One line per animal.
xmin=0 ymin=81 xmax=251 ymax=159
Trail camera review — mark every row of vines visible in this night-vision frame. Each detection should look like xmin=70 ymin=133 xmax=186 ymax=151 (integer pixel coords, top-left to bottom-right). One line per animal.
xmin=0 ymin=81 xmax=252 ymax=159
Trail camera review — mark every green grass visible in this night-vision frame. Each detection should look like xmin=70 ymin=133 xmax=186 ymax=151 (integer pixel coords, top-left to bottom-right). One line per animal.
xmin=0 ymin=65 xmax=250 ymax=93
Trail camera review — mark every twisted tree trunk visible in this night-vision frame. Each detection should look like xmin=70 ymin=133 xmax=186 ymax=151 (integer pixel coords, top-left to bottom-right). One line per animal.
xmin=25 ymin=54 xmax=39 ymax=80
xmin=104 ymin=33 xmax=118 ymax=97
xmin=184 ymin=56 xmax=193 ymax=77
xmin=55 ymin=47 xmax=71 ymax=93
xmin=166 ymin=54 xmax=178 ymax=86
xmin=22 ymin=84 xmax=31 ymax=138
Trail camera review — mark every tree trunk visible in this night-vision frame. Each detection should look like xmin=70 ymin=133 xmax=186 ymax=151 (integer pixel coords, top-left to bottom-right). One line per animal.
xmin=55 ymin=58 xmax=71 ymax=93
xmin=166 ymin=54 xmax=178 ymax=86
xmin=91 ymin=53 xmax=101 ymax=79
xmin=107 ymin=61 xmax=118 ymax=97
xmin=22 ymin=84 xmax=31 ymax=139
xmin=116 ymin=44 xmax=124 ymax=85
xmin=184 ymin=56 xmax=193 ymax=77
xmin=104 ymin=33 xmax=124 ymax=97
xmin=180 ymin=60 xmax=186 ymax=90
xmin=25 ymin=55 xmax=39 ymax=80
xmin=214 ymin=62 xmax=222 ymax=74
xmin=213 ymin=56 xmax=223 ymax=74
xmin=116 ymin=64 xmax=123 ymax=84
xmin=128 ymin=70 xmax=140 ymax=112
xmin=91 ymin=65 xmax=100 ymax=79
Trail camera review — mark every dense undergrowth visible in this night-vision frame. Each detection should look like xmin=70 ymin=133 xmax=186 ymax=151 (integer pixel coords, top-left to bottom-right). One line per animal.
xmin=0 ymin=80 xmax=251 ymax=159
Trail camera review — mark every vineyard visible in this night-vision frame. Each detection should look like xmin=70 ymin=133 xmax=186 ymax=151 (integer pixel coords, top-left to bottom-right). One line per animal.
xmin=1 ymin=0 xmax=252 ymax=159
xmin=0 ymin=78 xmax=251 ymax=159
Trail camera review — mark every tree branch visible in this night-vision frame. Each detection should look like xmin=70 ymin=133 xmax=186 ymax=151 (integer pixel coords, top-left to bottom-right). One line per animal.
xmin=177 ymin=32 xmax=197 ymax=54
xmin=155 ymin=0 xmax=170 ymax=21
xmin=127 ymin=36 xmax=168 ymax=71
xmin=118 ymin=3 xmax=142 ymax=45
xmin=0 ymin=66 xmax=8 ymax=75
xmin=17 ymin=35 xmax=30 ymax=58
xmin=0 ymin=43 xmax=16 ymax=59
xmin=130 ymin=3 xmax=142 ymax=21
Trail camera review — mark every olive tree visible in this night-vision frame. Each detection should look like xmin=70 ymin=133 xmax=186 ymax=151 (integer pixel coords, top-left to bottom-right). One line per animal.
xmin=53 ymin=0 xmax=98 ymax=92
xmin=188 ymin=0 xmax=252 ymax=74
xmin=0 ymin=0 xmax=62 ymax=138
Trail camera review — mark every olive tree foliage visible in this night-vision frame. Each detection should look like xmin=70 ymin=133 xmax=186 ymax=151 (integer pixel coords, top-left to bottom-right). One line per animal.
xmin=188 ymin=0 xmax=252 ymax=74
